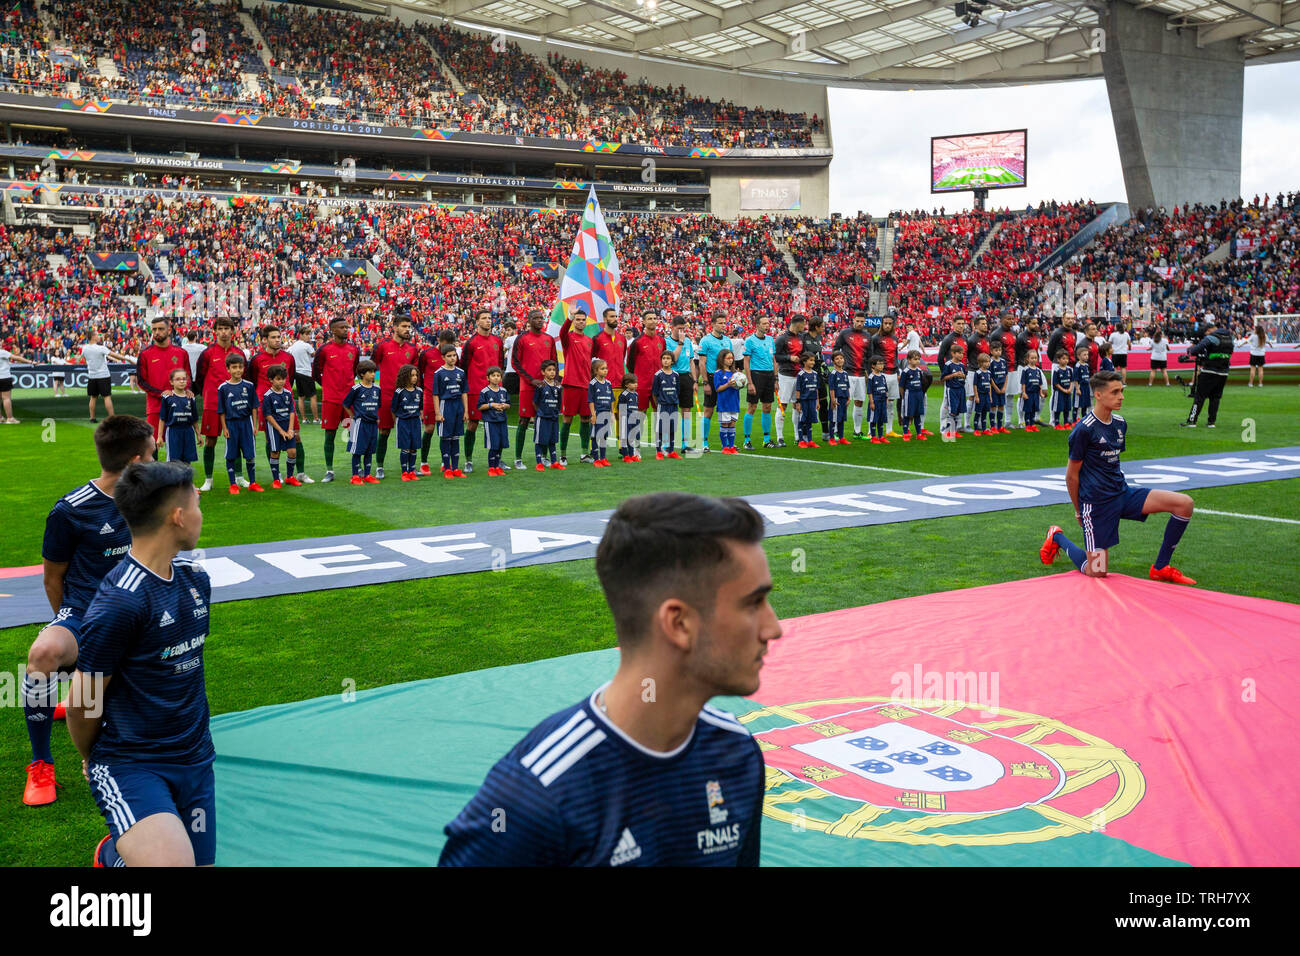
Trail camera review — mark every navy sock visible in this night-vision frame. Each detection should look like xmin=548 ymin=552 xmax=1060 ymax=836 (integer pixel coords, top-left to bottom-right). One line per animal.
xmin=226 ymin=461 xmax=237 ymax=484
xmin=1154 ymin=514 xmax=1190 ymax=569
xmin=352 ymin=454 xmax=361 ymax=476
xmin=1053 ymin=530 xmax=1088 ymax=570
xmin=23 ymin=674 xmax=56 ymax=763
xmin=287 ymin=457 xmax=296 ymax=478
xmin=271 ymin=460 xmax=280 ymax=482
xmin=246 ymin=461 xmax=256 ymax=483
xmin=97 ymin=834 xmax=124 ymax=868
xmin=363 ymin=454 xmax=373 ymax=477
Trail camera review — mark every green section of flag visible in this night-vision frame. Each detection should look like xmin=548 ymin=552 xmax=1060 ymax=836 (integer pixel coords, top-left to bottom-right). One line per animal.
xmin=210 ymin=648 xmax=1184 ymax=866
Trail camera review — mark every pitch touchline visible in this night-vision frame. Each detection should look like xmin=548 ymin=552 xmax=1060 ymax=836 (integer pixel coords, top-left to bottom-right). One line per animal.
xmin=1195 ymin=508 xmax=1300 ymax=525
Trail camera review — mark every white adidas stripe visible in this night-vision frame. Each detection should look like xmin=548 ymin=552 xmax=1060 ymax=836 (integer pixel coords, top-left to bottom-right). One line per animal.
xmin=92 ymin=766 xmax=137 ymax=835
xmin=1082 ymin=502 xmax=1095 ymax=554
xmin=699 ymin=709 xmax=751 ymax=737
xmin=116 ymin=566 xmax=144 ymax=592
xmin=520 ymin=710 xmax=587 ymax=769
xmin=538 ymin=729 xmax=606 ymax=787
xmin=66 ymin=486 xmax=96 ymax=507
xmin=528 ymin=719 xmax=596 ymax=777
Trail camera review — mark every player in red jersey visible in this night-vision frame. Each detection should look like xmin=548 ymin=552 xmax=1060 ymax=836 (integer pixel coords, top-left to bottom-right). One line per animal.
xmin=194 ymin=317 xmax=245 ymax=492
xmin=458 ymin=309 xmax=505 ymax=474
xmin=371 ymin=312 xmax=421 ymax=479
xmin=246 ymin=323 xmax=309 ymax=479
xmin=870 ymin=314 xmax=902 ymax=437
xmin=593 ymin=307 xmax=627 ymax=441
xmin=1015 ymin=315 xmax=1043 ymax=429
xmin=135 ymin=317 xmax=191 ymax=445
xmin=626 ymin=309 xmax=666 ymax=414
xmin=312 ymin=316 xmax=361 ymax=482
xmin=510 ymin=309 xmax=558 ymax=469
xmin=995 ymin=314 xmax=1021 ymax=427
xmin=558 ymin=309 xmax=596 ymax=465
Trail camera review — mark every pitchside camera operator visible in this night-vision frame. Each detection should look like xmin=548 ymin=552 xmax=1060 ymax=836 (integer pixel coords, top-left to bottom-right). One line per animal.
xmin=1179 ymin=315 xmax=1232 ymax=428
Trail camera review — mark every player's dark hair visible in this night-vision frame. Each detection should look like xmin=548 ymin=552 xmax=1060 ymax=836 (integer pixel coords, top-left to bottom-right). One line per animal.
xmin=672 ymin=316 xmax=686 ymax=327
xmin=591 ymin=357 xmax=607 ymax=374
xmin=711 ymin=311 xmax=726 ymax=323
xmin=95 ymin=415 xmax=154 ymax=473
xmin=394 ymin=312 xmax=413 ymax=326
xmin=1055 ymin=349 xmax=1069 ymax=360
xmin=357 ymin=359 xmax=377 ymax=375
xmin=169 ymin=367 xmax=188 ymax=383
xmin=622 ymin=374 xmax=637 ymax=387
xmin=151 ymin=316 xmax=170 ymax=326
xmin=1098 ymin=342 xmax=1112 ymax=356
xmin=718 ymin=348 xmax=734 ymax=368
xmin=801 ymin=351 xmax=816 ymax=363
xmin=1091 ymin=369 xmax=1123 ymax=393
xmin=438 ymin=329 xmax=456 ymax=344
xmin=268 ymin=364 xmax=287 ymax=381
xmin=260 ymin=324 xmax=278 ymax=339
xmin=297 ymin=324 xmax=311 ymax=336
xmin=225 ymin=352 xmax=245 ymax=368
xmin=214 ymin=317 xmax=235 ymax=331
xmin=596 ymin=494 xmax=765 ymax=647
xmin=808 ymin=316 xmax=824 ymax=331
xmin=396 ymin=364 xmax=418 ymax=389
xmin=329 ymin=317 xmax=347 ymax=328
xmin=832 ymin=349 xmax=845 ymax=362
xmin=789 ymin=314 xmax=806 ymax=326
xmin=990 ymin=340 xmax=1003 ymax=350
xmin=541 ymin=359 xmax=558 ymax=372
xmin=439 ymin=344 xmax=456 ymax=357
xmin=113 ymin=461 xmax=193 ymax=533
xmin=871 ymin=356 xmax=884 ymax=365
xmin=486 ymin=365 xmax=503 ymax=378
xmin=907 ymin=349 xmax=922 ymax=360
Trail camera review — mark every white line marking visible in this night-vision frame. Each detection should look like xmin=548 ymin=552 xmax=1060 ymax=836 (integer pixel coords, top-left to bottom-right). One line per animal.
xmin=1195 ymin=508 xmax=1300 ymax=525
xmin=738 ymin=453 xmax=944 ymax=478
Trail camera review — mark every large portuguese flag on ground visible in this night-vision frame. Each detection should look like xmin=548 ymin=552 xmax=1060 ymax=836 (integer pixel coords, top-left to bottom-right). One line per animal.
xmin=210 ymin=573 xmax=1300 ymax=866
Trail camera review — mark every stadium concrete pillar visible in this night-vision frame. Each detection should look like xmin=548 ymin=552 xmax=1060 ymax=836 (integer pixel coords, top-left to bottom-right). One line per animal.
xmin=1099 ymin=1 xmax=1244 ymax=212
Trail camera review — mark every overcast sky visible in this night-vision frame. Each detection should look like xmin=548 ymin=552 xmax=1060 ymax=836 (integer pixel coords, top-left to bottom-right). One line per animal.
xmin=826 ymin=60 xmax=1300 ymax=217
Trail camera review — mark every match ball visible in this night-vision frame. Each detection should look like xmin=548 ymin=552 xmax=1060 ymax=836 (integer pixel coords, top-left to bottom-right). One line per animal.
xmin=730 ymin=372 xmax=748 ymax=389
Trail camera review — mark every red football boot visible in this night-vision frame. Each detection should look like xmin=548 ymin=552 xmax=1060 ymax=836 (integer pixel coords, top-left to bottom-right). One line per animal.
xmin=917 ymin=434 xmax=928 ymax=441
xmin=364 ymin=475 xmax=380 ymax=483
xmin=285 ymin=476 xmax=302 ymax=486
xmin=797 ymin=441 xmax=809 ymax=448
xmin=271 ymin=479 xmax=282 ymax=489
xmin=535 ymin=462 xmax=546 ymax=471
xmin=350 ymin=475 xmax=364 ymax=485
xmin=667 ymin=451 xmax=682 ymax=459
xmin=23 ymin=760 xmax=59 ymax=806
xmin=550 ymin=462 xmax=565 ymax=470
xmin=901 ymin=434 xmax=911 ymax=441
xmin=249 ymin=482 xmax=265 ymax=492
xmin=1150 ymin=565 xmax=1197 ymax=586
xmin=998 ymin=427 xmax=1010 ymax=434
xmin=228 ymin=485 xmax=240 ymax=495
xmin=419 ymin=464 xmax=432 ymax=476
xmin=655 ymin=451 xmax=665 ymax=460
xmin=808 ymin=441 xmax=820 ymax=448
xmin=1040 ymin=525 xmax=1063 ymax=565
xmin=921 ymin=429 xmax=934 ymax=436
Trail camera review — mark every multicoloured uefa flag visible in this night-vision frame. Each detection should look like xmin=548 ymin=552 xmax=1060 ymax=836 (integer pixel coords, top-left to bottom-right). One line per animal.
xmin=546 ymin=186 xmax=620 ymax=338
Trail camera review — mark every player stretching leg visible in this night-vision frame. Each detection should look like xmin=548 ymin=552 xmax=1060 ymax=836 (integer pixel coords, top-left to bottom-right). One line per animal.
xmin=1039 ymin=371 xmax=1196 ymax=584
xmin=21 ymin=417 xmax=155 ymax=805
xmin=69 ymin=461 xmax=215 ymax=866
xmin=440 ymin=493 xmax=780 ymax=866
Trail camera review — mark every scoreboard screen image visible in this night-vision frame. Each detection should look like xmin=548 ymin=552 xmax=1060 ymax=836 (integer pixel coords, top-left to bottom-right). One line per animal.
xmin=931 ymin=129 xmax=1027 ymax=193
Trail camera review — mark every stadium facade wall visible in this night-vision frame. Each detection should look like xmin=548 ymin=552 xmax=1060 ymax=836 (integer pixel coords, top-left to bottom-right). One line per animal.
xmin=710 ymin=164 xmax=830 ymax=220
xmin=1100 ymin=2 xmax=1243 ymax=212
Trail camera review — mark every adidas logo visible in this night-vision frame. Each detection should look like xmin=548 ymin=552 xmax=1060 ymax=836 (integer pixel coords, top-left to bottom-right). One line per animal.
xmin=158 ymin=611 xmax=175 ymax=627
xmin=100 ymin=522 xmax=114 ymax=534
xmin=610 ymin=827 xmax=642 ymax=867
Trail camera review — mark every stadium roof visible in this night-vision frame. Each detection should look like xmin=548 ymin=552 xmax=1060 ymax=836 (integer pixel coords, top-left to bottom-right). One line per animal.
xmin=380 ymin=0 xmax=1300 ymax=87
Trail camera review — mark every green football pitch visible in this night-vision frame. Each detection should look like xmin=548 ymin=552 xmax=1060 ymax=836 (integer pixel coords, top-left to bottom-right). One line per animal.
xmin=2 ymin=376 xmax=1298 ymax=865
xmin=935 ymin=165 xmax=1022 ymax=189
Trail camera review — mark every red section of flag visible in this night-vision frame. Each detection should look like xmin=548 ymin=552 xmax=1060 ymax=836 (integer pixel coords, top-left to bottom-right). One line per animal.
xmin=752 ymin=573 xmax=1300 ymax=866
xmin=0 ymin=564 xmax=41 ymax=579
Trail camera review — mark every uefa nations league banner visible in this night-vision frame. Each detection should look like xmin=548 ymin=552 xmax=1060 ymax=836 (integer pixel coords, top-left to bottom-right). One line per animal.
xmin=2 ymin=448 xmax=1298 ymax=627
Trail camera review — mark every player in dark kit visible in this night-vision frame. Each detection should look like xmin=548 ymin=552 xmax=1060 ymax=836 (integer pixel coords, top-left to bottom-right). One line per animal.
xmin=832 ymin=312 xmax=872 ymax=439
xmin=68 ymin=461 xmax=214 ymax=866
xmin=440 ymin=493 xmax=780 ymax=866
xmin=22 ymin=416 xmax=156 ymax=806
xmin=432 ymin=346 xmax=469 ymax=478
xmin=1041 ymin=370 xmax=1197 ymax=585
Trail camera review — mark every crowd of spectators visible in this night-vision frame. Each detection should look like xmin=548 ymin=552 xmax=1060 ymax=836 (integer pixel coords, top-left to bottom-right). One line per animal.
xmin=0 ymin=0 xmax=823 ymax=148
xmin=2 ymin=189 xmax=1297 ymax=367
